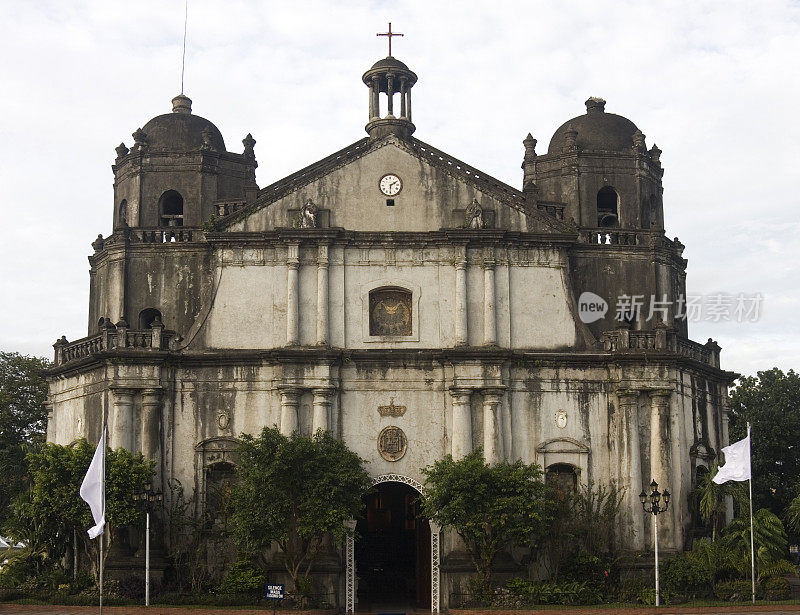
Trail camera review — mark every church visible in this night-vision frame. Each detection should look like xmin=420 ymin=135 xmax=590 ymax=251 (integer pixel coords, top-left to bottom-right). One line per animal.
xmin=46 ymin=46 xmax=735 ymax=611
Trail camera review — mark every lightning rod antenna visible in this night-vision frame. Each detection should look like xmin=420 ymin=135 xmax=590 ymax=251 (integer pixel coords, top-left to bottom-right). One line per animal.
xmin=181 ymin=0 xmax=188 ymax=94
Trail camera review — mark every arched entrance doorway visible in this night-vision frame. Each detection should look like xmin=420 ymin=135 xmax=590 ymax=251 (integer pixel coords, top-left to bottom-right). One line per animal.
xmin=347 ymin=474 xmax=439 ymax=612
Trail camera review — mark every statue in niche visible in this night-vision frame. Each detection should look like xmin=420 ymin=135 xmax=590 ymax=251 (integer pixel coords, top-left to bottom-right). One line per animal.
xmin=465 ymin=198 xmax=483 ymax=229
xmin=300 ymin=198 xmax=318 ymax=228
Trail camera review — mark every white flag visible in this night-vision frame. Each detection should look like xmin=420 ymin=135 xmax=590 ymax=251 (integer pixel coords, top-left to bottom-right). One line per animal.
xmin=80 ymin=429 xmax=106 ymax=539
xmin=713 ymin=425 xmax=751 ymax=484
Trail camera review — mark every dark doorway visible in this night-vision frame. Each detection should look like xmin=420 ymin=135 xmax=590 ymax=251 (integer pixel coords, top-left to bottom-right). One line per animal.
xmin=356 ymin=482 xmax=431 ymax=610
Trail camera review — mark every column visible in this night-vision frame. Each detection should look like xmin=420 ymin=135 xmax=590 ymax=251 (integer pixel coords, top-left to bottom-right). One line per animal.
xmin=317 ymin=243 xmax=329 ymax=346
xmin=386 ymin=73 xmax=394 ymax=116
xmin=649 ymin=389 xmax=672 ymax=546
xmin=371 ymin=77 xmax=380 ymax=120
xmin=407 ymin=88 xmax=412 ymax=122
xmin=368 ymin=80 xmax=375 ymax=119
xmin=649 ymin=390 xmax=671 ymax=490
xmin=483 ymin=247 xmax=497 ymax=345
xmin=140 ymin=388 xmax=162 ymax=462
xmin=109 ymin=387 xmax=135 ymax=450
xmin=312 ymin=387 xmax=334 ymax=434
xmin=482 ymin=388 xmax=503 ymax=464
xmin=286 ymin=243 xmax=300 ymax=346
xmin=617 ymin=390 xmax=645 ymax=549
xmin=279 ymin=388 xmax=300 ymax=435
xmin=450 ymin=388 xmax=472 ymax=459
xmin=400 ymin=78 xmax=407 ymax=118
xmin=454 ymin=244 xmax=468 ymax=346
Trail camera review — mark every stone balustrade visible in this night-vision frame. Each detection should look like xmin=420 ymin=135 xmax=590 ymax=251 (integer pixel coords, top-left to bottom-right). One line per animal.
xmin=136 ymin=227 xmax=200 ymax=243
xmin=600 ymin=327 xmax=719 ymax=366
xmin=214 ymin=200 xmax=247 ymax=217
xmin=579 ymin=228 xmax=645 ymax=246
xmin=53 ymin=324 xmax=175 ymax=366
xmin=536 ymin=202 xmax=565 ymax=220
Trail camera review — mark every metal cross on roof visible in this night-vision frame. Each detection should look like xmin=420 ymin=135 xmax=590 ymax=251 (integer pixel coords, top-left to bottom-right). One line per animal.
xmin=377 ymin=22 xmax=403 ymax=57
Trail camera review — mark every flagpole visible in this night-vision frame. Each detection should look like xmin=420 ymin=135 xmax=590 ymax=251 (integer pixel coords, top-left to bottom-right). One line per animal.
xmin=100 ymin=420 xmax=106 ymax=615
xmin=747 ymin=422 xmax=755 ymax=605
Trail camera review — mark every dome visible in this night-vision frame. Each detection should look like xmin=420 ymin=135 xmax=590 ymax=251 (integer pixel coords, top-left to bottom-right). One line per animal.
xmin=548 ymin=98 xmax=639 ymax=154
xmin=370 ymin=56 xmax=410 ymax=71
xmin=139 ymin=95 xmax=226 ymax=153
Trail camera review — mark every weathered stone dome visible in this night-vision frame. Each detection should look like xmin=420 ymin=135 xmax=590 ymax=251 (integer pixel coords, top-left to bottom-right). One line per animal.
xmin=548 ymin=98 xmax=638 ymax=154
xmin=139 ymin=94 xmax=226 ymax=152
xmin=369 ymin=56 xmax=411 ymax=71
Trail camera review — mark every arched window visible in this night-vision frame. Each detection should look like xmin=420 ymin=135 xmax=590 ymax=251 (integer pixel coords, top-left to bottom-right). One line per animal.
xmin=545 ymin=463 xmax=578 ymax=497
xmin=597 ymin=186 xmax=619 ymax=228
xmin=159 ymin=190 xmax=184 ymax=227
xmin=138 ymin=308 xmax=162 ymax=329
xmin=369 ymin=287 xmax=412 ymax=336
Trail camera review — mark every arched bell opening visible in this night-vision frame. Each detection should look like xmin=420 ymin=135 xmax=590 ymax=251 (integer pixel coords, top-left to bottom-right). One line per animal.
xmin=597 ymin=186 xmax=619 ymax=228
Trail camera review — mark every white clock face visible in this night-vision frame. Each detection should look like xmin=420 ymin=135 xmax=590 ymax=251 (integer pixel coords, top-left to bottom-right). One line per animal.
xmin=379 ymin=174 xmax=402 ymax=196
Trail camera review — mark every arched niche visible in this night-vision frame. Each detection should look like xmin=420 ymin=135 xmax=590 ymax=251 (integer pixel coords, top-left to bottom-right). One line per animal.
xmin=536 ymin=437 xmax=590 ymax=488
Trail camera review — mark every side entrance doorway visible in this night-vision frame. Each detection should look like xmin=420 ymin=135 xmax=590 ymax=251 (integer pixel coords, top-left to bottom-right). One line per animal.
xmin=355 ymin=481 xmax=431 ymax=609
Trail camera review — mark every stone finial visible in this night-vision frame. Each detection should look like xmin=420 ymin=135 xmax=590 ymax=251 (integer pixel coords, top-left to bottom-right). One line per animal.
xmin=673 ymin=237 xmax=685 ymax=257
xmin=172 ymin=93 xmax=192 ymax=114
xmin=522 ymin=133 xmax=538 ymax=190
xmin=649 ymin=144 xmax=662 ymax=164
xmin=585 ymin=97 xmax=606 ymax=113
xmin=523 ymin=133 xmax=537 ymax=157
xmin=115 ymin=317 xmax=128 ymax=329
xmin=632 ymin=129 xmax=646 ymax=151
xmin=243 ymin=133 xmax=256 ymax=158
xmin=115 ymin=143 xmax=129 ymax=159
xmin=132 ymin=128 xmax=148 ymax=150
xmin=92 ymin=234 xmax=104 ymax=252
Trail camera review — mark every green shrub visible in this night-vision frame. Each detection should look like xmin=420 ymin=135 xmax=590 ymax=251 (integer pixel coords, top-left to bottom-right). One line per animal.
xmin=662 ymin=552 xmax=708 ymax=598
xmin=638 ymin=587 xmax=670 ymax=605
xmin=503 ymin=578 xmax=601 ymax=606
xmin=714 ymin=579 xmax=757 ymax=601
xmin=217 ymin=558 xmax=266 ymax=595
xmin=762 ymin=576 xmax=791 ymax=601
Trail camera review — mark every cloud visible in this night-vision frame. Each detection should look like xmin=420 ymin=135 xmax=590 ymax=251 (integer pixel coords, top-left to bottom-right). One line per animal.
xmin=0 ymin=0 xmax=798 ymax=377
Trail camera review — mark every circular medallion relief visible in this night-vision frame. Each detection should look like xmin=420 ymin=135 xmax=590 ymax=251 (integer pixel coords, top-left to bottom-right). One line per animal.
xmin=555 ymin=410 xmax=568 ymax=429
xmin=377 ymin=425 xmax=408 ymax=462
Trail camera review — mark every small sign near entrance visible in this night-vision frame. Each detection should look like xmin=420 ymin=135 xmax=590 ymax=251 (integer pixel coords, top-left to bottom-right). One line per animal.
xmin=265 ymin=583 xmax=285 ymax=600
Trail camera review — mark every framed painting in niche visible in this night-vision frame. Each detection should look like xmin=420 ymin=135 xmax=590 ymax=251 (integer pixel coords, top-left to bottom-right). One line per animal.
xmin=369 ymin=288 xmax=412 ymax=336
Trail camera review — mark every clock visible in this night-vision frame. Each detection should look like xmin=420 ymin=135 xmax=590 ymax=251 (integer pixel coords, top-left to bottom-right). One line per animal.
xmin=379 ymin=174 xmax=402 ymax=196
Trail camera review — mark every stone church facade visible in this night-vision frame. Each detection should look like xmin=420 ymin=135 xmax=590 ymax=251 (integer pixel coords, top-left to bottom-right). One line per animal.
xmin=47 ymin=54 xmax=734 ymax=610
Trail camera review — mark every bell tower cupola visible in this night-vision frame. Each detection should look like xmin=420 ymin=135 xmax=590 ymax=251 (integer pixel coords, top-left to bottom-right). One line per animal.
xmin=363 ymin=24 xmax=417 ymax=140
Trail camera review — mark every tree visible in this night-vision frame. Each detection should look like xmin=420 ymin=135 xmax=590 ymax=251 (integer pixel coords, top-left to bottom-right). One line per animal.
xmin=0 ymin=352 xmax=50 ymax=522
xmin=721 ymin=508 xmax=791 ymax=580
xmin=2 ymin=440 xmax=154 ymax=581
xmin=692 ymin=462 xmax=747 ymax=542
xmin=420 ymin=449 xmax=552 ymax=594
xmin=728 ymin=368 xmax=800 ymax=528
xmin=228 ymin=428 xmax=371 ymax=600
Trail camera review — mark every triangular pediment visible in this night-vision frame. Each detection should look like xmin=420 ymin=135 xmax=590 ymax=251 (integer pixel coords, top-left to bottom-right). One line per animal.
xmin=220 ymin=135 xmax=571 ymax=234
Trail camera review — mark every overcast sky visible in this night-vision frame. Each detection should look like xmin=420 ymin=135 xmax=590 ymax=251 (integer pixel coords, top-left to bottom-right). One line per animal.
xmin=1 ymin=0 xmax=798 ymax=379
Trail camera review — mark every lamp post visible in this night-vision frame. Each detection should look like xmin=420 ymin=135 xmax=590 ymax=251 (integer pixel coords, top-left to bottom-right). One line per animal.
xmin=134 ymin=481 xmax=163 ymax=606
xmin=640 ymin=479 xmax=670 ymax=607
